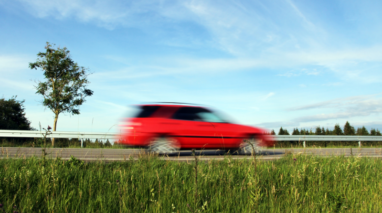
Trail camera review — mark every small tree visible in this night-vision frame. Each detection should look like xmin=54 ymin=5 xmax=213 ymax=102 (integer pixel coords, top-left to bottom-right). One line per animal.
xmin=333 ymin=124 xmax=343 ymax=135
xmin=315 ymin=126 xmax=322 ymax=135
xmin=376 ymin=130 xmax=382 ymax=136
xmin=292 ymin=128 xmax=300 ymax=135
xmin=325 ymin=128 xmax=331 ymax=135
xmin=105 ymin=139 xmax=112 ymax=147
xmin=300 ymin=129 xmax=309 ymax=135
xmin=361 ymin=126 xmax=369 ymax=135
xmin=343 ymin=121 xmax=355 ymax=135
xmin=30 ymin=42 xmax=93 ymax=147
xmin=277 ymin=127 xmax=290 ymax=135
xmin=278 ymin=127 xmax=285 ymax=135
xmin=370 ymin=129 xmax=376 ymax=135
xmin=0 ymin=96 xmax=33 ymax=130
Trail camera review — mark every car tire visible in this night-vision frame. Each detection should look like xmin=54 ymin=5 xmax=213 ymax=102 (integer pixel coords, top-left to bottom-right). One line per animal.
xmin=239 ymin=136 xmax=262 ymax=155
xmin=146 ymin=136 xmax=179 ymax=154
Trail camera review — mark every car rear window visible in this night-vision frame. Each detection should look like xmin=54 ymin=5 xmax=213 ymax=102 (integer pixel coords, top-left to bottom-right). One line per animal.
xmin=135 ymin=106 xmax=160 ymax=118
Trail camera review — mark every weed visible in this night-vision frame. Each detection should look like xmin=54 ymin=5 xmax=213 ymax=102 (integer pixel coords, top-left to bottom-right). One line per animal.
xmin=0 ymin=155 xmax=382 ymax=212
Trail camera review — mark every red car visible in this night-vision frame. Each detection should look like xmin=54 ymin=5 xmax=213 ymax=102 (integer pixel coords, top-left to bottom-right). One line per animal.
xmin=119 ymin=103 xmax=275 ymax=154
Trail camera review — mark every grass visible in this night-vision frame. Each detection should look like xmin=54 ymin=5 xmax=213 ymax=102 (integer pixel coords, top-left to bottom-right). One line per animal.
xmin=0 ymin=154 xmax=381 ymax=212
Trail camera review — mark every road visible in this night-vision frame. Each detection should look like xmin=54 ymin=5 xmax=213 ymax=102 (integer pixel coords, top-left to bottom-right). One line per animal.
xmin=1 ymin=147 xmax=382 ymax=161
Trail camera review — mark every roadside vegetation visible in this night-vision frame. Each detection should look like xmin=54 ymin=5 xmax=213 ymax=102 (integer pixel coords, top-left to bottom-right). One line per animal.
xmin=0 ymin=154 xmax=381 ymax=212
xmin=274 ymin=121 xmax=382 ymax=136
xmin=30 ymin=42 xmax=94 ymax=147
xmin=0 ymin=138 xmax=124 ymax=148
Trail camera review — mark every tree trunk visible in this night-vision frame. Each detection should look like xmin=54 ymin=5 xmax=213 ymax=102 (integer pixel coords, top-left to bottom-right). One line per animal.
xmin=52 ymin=113 xmax=59 ymax=147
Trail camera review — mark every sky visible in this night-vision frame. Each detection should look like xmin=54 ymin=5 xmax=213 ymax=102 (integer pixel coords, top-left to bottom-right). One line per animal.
xmin=1 ymin=0 xmax=382 ymax=134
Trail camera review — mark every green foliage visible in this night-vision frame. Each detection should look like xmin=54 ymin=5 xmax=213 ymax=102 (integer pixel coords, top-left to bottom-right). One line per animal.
xmin=29 ymin=42 xmax=93 ymax=132
xmin=105 ymin=139 xmax=112 ymax=147
xmin=343 ymin=121 xmax=355 ymax=135
xmin=0 ymin=97 xmax=32 ymax=130
xmin=315 ymin=126 xmax=322 ymax=135
xmin=0 ymin=155 xmax=382 ymax=212
xmin=376 ymin=130 xmax=382 ymax=136
xmin=292 ymin=128 xmax=300 ymax=135
xmin=278 ymin=127 xmax=290 ymax=135
xmin=333 ymin=124 xmax=343 ymax=135
xmin=66 ymin=156 xmax=84 ymax=168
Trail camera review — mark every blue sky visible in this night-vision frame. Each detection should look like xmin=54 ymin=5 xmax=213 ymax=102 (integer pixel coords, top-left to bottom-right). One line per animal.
xmin=1 ymin=0 xmax=382 ymax=133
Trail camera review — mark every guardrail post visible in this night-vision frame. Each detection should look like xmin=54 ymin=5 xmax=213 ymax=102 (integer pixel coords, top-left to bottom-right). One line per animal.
xmin=358 ymin=141 xmax=361 ymax=148
xmin=81 ymin=139 xmax=83 ymax=148
xmin=303 ymin=141 xmax=306 ymax=148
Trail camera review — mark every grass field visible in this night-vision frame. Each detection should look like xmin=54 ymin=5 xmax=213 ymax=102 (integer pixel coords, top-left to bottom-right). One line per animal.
xmin=0 ymin=153 xmax=381 ymax=212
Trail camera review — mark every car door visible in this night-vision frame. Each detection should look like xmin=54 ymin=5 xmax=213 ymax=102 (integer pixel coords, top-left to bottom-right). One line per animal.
xmin=170 ymin=107 xmax=218 ymax=149
xmin=195 ymin=109 xmax=242 ymax=148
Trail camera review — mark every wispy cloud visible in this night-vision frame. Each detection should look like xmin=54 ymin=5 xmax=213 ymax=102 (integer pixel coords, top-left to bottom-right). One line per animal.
xmin=262 ymin=92 xmax=275 ymax=100
xmin=2 ymin=0 xmax=382 ymax=132
xmin=285 ymin=0 xmax=317 ymax=31
xmin=288 ymin=94 xmax=382 ymax=111
xmin=10 ymin=0 xmax=382 ymax=83
xmin=0 ymin=55 xmax=32 ymax=73
xmin=0 ymin=78 xmax=35 ymax=91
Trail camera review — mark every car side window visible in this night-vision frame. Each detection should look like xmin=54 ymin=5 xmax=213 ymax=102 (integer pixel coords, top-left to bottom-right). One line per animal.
xmin=171 ymin=107 xmax=206 ymax=121
xmin=135 ymin=106 xmax=160 ymax=118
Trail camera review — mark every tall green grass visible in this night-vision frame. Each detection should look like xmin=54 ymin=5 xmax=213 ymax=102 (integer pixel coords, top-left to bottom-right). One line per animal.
xmin=0 ymin=154 xmax=381 ymax=212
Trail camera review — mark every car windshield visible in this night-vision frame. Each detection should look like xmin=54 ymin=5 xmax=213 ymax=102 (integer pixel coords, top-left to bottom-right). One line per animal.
xmin=196 ymin=111 xmax=227 ymax=123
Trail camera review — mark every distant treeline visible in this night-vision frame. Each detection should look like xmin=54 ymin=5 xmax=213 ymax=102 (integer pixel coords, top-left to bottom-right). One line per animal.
xmin=270 ymin=121 xmax=382 ymax=136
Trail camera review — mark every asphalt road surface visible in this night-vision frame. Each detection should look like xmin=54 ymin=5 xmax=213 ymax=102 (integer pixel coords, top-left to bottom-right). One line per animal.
xmin=1 ymin=147 xmax=382 ymax=161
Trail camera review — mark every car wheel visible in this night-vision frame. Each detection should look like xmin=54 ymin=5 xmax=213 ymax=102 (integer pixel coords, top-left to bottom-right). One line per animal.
xmin=239 ymin=136 xmax=262 ymax=155
xmin=147 ymin=136 xmax=179 ymax=154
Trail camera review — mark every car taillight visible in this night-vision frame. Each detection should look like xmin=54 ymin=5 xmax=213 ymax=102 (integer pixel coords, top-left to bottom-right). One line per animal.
xmin=120 ymin=122 xmax=142 ymax=130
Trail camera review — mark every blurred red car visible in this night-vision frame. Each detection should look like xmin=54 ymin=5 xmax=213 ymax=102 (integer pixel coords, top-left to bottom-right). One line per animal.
xmin=118 ymin=103 xmax=275 ymax=154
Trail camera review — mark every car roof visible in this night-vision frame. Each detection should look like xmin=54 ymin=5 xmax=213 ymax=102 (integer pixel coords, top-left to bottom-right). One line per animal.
xmin=137 ymin=102 xmax=204 ymax=108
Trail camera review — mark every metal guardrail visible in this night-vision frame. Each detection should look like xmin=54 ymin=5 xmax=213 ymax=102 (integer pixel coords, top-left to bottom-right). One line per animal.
xmin=275 ymin=135 xmax=382 ymax=141
xmin=1 ymin=130 xmax=381 ymax=147
xmin=0 ymin=130 xmax=116 ymax=148
xmin=0 ymin=130 xmax=116 ymax=139
xmin=275 ymin=135 xmax=382 ymax=147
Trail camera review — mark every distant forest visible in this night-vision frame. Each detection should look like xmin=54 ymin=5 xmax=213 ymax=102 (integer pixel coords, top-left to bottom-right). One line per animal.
xmin=270 ymin=121 xmax=382 ymax=136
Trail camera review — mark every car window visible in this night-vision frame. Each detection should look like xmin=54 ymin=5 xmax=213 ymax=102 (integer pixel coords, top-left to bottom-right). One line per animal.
xmin=171 ymin=107 xmax=204 ymax=121
xmin=135 ymin=106 xmax=160 ymax=118
xmin=172 ymin=107 xmax=228 ymax=123
xmin=196 ymin=111 xmax=227 ymax=123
